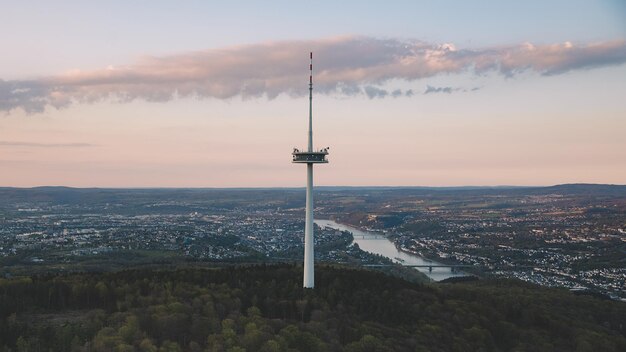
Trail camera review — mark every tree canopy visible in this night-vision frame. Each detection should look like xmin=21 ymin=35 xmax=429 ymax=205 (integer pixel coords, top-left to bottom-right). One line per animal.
xmin=0 ymin=264 xmax=624 ymax=351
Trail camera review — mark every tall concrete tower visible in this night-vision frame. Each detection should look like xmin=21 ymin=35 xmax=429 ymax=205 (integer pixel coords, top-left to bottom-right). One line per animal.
xmin=292 ymin=52 xmax=329 ymax=288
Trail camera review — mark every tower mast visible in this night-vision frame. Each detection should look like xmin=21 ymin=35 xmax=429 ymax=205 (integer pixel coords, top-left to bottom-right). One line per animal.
xmin=292 ymin=52 xmax=329 ymax=288
xmin=308 ymin=52 xmax=313 ymax=153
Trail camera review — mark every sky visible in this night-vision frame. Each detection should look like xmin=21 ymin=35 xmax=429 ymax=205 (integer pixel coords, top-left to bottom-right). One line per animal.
xmin=1 ymin=0 xmax=625 ymax=187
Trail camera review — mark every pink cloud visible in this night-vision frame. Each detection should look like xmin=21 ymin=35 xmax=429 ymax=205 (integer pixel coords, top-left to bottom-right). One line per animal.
xmin=1 ymin=36 xmax=625 ymax=113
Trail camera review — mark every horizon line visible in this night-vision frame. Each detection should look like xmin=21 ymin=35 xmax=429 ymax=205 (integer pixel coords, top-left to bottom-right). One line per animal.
xmin=1 ymin=183 xmax=625 ymax=191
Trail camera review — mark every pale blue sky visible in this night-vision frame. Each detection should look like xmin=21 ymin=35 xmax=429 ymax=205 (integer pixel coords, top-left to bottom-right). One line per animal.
xmin=2 ymin=0 xmax=624 ymax=77
xmin=0 ymin=1 xmax=625 ymax=187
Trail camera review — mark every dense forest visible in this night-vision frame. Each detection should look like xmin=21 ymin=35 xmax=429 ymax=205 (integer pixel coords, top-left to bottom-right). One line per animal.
xmin=1 ymin=265 xmax=625 ymax=351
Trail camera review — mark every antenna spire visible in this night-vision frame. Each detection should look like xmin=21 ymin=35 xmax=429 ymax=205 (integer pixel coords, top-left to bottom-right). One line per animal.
xmin=308 ymin=52 xmax=313 ymax=152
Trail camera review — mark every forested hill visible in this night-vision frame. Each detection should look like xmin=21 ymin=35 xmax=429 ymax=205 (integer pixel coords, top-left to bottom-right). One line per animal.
xmin=1 ymin=265 xmax=625 ymax=351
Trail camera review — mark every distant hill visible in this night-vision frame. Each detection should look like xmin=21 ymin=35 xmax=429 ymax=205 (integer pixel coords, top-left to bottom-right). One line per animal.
xmin=0 ymin=265 xmax=624 ymax=351
xmin=536 ymin=183 xmax=626 ymax=196
xmin=1 ymin=183 xmax=625 ymax=203
xmin=0 ymin=187 xmax=307 ymax=211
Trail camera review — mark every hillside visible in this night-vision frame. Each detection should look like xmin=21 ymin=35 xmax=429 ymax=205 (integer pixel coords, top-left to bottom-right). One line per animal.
xmin=2 ymin=184 xmax=625 ymax=208
xmin=1 ymin=265 xmax=624 ymax=351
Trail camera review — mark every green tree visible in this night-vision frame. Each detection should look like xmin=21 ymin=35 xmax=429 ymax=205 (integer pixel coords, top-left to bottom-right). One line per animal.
xmin=139 ymin=338 xmax=158 ymax=352
xmin=92 ymin=327 xmax=123 ymax=352
xmin=345 ymin=335 xmax=387 ymax=352
xmin=119 ymin=315 xmax=140 ymax=344
xmin=260 ymin=339 xmax=281 ymax=352
xmin=159 ymin=340 xmax=182 ymax=352
xmin=15 ymin=336 xmax=29 ymax=352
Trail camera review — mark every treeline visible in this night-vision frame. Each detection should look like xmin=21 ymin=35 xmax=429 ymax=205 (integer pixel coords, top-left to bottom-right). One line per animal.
xmin=1 ymin=265 xmax=625 ymax=351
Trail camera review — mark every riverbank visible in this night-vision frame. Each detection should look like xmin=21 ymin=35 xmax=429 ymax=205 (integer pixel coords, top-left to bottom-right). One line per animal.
xmin=316 ymin=219 xmax=468 ymax=281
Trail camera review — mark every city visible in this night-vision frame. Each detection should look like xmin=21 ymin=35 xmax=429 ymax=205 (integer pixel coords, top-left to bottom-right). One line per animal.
xmin=2 ymin=185 xmax=624 ymax=299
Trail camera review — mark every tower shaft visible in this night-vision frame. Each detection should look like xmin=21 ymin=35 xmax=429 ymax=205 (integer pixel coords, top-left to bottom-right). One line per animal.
xmin=303 ymin=163 xmax=314 ymax=288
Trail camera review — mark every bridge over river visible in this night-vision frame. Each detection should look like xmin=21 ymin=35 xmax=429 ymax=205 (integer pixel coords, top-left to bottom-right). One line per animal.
xmin=362 ymin=264 xmax=473 ymax=272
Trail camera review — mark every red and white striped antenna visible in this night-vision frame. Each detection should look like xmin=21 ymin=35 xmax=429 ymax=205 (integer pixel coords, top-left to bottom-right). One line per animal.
xmin=308 ymin=52 xmax=313 ymax=152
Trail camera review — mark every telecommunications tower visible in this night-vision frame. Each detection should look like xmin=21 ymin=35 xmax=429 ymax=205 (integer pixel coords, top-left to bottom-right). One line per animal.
xmin=292 ymin=52 xmax=329 ymax=288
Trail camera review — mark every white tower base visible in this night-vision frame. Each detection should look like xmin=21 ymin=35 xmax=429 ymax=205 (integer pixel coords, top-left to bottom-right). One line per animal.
xmin=303 ymin=163 xmax=314 ymax=288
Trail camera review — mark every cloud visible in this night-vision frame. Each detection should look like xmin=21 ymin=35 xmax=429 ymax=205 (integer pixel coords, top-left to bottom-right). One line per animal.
xmin=424 ymin=85 xmax=454 ymax=94
xmin=364 ymin=86 xmax=388 ymax=99
xmin=422 ymin=85 xmax=481 ymax=94
xmin=0 ymin=141 xmax=95 ymax=147
xmin=1 ymin=36 xmax=625 ymax=113
xmin=364 ymin=86 xmax=415 ymax=99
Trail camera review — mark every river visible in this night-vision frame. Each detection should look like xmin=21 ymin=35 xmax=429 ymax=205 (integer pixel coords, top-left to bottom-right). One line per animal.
xmin=315 ymin=219 xmax=467 ymax=281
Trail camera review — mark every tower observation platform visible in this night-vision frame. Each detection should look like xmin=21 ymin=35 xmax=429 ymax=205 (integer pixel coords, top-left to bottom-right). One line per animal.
xmin=292 ymin=148 xmax=329 ymax=163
